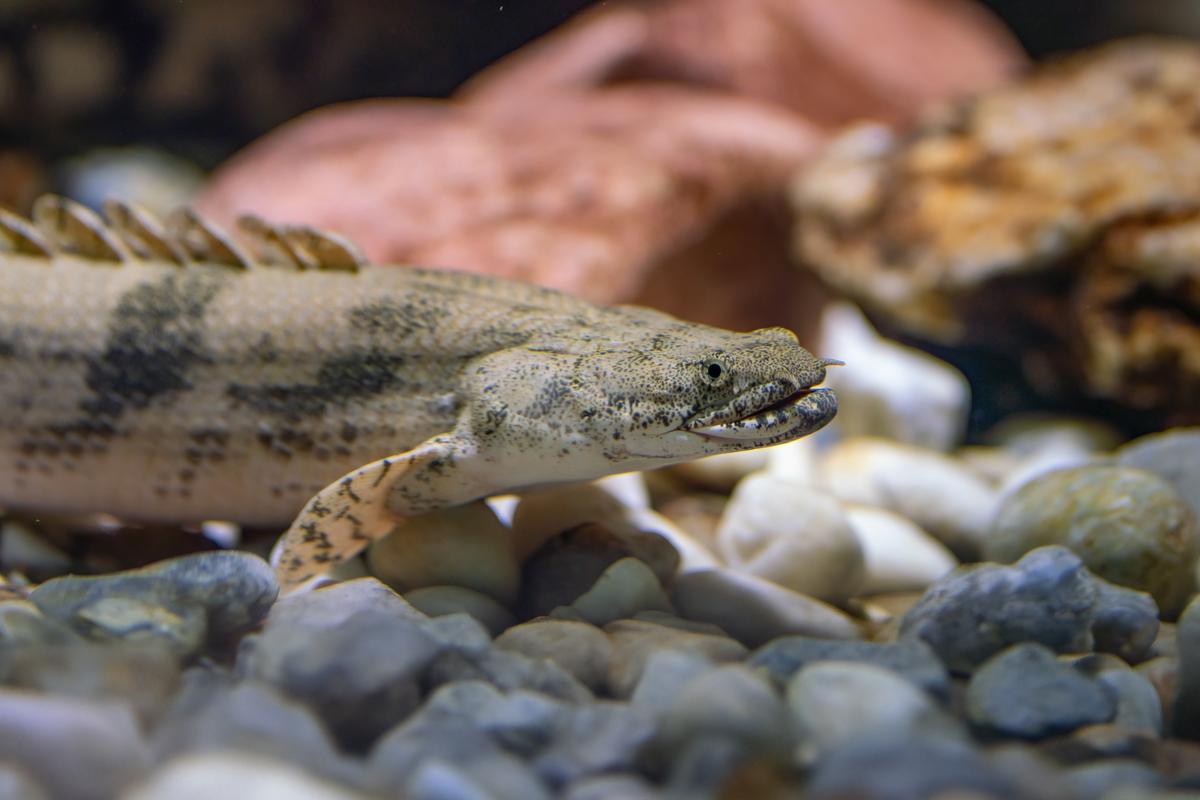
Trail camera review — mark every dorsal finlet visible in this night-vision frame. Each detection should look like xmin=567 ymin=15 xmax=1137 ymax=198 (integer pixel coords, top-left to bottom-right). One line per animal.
xmin=103 ymin=200 xmax=187 ymax=265
xmin=236 ymin=214 xmax=314 ymax=270
xmin=0 ymin=207 xmax=54 ymax=258
xmin=32 ymin=195 xmax=130 ymax=263
xmin=281 ymin=224 xmax=365 ymax=272
xmin=167 ymin=208 xmax=253 ymax=270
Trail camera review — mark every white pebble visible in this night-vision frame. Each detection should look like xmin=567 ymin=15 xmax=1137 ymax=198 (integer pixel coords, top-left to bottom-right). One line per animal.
xmin=717 ymin=472 xmax=864 ymax=602
xmin=843 ymin=505 xmax=958 ymax=594
xmin=818 ymin=303 xmax=970 ymax=451
xmin=817 ymin=437 xmax=998 ymax=559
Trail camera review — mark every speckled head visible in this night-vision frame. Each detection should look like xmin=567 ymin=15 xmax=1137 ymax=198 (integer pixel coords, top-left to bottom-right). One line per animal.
xmin=462 ymin=319 xmax=838 ymax=481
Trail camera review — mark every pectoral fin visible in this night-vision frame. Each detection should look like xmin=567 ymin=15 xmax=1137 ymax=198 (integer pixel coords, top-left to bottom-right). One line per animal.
xmin=270 ymin=438 xmax=465 ymax=591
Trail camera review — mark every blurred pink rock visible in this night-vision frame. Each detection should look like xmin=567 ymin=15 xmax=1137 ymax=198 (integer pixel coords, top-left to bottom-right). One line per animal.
xmin=459 ymin=0 xmax=1026 ymax=128
xmin=197 ymin=88 xmax=829 ymax=338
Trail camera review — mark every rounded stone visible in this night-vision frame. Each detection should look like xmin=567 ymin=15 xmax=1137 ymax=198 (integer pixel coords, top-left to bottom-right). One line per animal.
xmin=965 ymin=643 xmax=1116 ymax=739
xmin=786 ymin=661 xmax=965 ymax=760
xmin=510 ymin=481 xmax=652 ymax=561
xmin=518 ymin=523 xmax=679 ymax=619
xmin=671 ymin=567 xmax=861 ymax=647
xmin=843 ymin=505 xmax=957 ymax=594
xmin=1172 ymin=595 xmax=1200 ymax=739
xmin=1116 ymin=427 xmax=1200 ymax=518
xmin=1096 ymin=669 xmax=1163 ymax=736
xmin=0 ymin=690 xmax=150 ymax=800
xmin=900 ymin=546 xmax=1096 ymax=673
xmin=1089 ymin=579 xmax=1160 ymax=664
xmin=603 ymin=619 xmax=747 ymax=698
xmin=124 ymin=752 xmax=365 ymax=800
xmin=818 ymin=301 xmax=970 ymax=451
xmin=30 ymin=551 xmax=277 ymax=655
xmin=404 ymin=586 xmax=516 ymax=637
xmin=817 ymin=436 xmax=998 ymax=558
xmin=367 ymin=501 xmax=520 ymax=605
xmin=656 ymin=665 xmax=791 ymax=761
xmin=494 ymin=619 xmax=614 ymax=692
xmin=985 ymin=465 xmax=1199 ymax=616
xmin=570 ymin=557 xmax=673 ymax=626
xmin=716 ymin=471 xmax=864 ymax=602
xmin=749 ymin=635 xmax=950 ymax=699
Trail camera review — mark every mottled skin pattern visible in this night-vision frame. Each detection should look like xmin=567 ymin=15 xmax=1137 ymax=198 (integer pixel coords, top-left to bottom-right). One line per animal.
xmin=0 ymin=202 xmax=837 ymax=589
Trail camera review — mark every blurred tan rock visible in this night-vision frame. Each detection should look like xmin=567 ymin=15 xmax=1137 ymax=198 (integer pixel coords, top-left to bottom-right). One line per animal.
xmin=460 ymin=0 xmax=1023 ymax=128
xmin=1075 ymin=211 xmax=1200 ymax=417
xmin=792 ymin=39 xmax=1200 ymax=421
xmin=198 ymin=88 xmax=826 ymax=336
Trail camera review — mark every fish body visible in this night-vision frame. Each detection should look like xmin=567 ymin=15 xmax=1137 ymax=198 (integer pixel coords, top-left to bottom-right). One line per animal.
xmin=0 ymin=196 xmax=837 ymax=585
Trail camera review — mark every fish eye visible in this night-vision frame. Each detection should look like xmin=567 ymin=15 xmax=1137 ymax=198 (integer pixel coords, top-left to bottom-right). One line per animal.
xmin=704 ymin=361 xmax=725 ymax=381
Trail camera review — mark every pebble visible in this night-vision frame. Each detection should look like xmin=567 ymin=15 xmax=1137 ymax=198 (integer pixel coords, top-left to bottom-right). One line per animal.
xmin=239 ymin=605 xmax=443 ymax=751
xmin=405 ymin=758 xmax=549 ymax=800
xmin=630 ymin=649 xmax=718 ymax=713
xmin=370 ymin=718 xmax=546 ymax=800
xmin=1135 ymin=656 xmax=1178 ymax=732
xmin=0 ymin=640 xmax=180 ymax=727
xmin=670 ymin=567 xmax=862 ymax=647
xmin=30 ymin=551 xmax=276 ymax=656
xmin=603 ymin=619 xmax=747 ymax=697
xmin=786 ymin=661 xmax=966 ymax=761
xmin=510 ymin=482 xmax=654 ymax=560
xmin=494 ymin=619 xmax=614 ymax=692
xmin=1090 ymin=578 xmax=1161 ymax=664
xmin=425 ymin=644 xmax=594 ymax=704
xmin=125 ymin=752 xmax=369 ymax=800
xmin=653 ymin=664 xmax=792 ymax=762
xmin=1173 ymin=595 xmax=1200 ymax=738
xmin=843 ymin=504 xmax=958 ymax=594
xmin=0 ymin=689 xmax=150 ymax=800
xmin=1116 ymin=427 xmax=1200 ymax=518
xmin=267 ymin=577 xmax=427 ymax=628
xmin=561 ymin=773 xmax=658 ymax=800
xmin=764 ymin=435 xmax=821 ymax=483
xmin=532 ymin=702 xmax=657 ymax=787
xmin=985 ymin=464 xmax=1199 ymax=616
xmin=366 ymin=501 xmax=520 ymax=605
xmin=624 ymin=507 xmax=720 ymax=574
xmin=965 ymin=643 xmax=1116 ymax=738
xmin=817 ymin=436 xmax=998 ymax=558
xmin=570 ymin=557 xmax=674 ymax=626
xmin=0 ymin=519 xmax=71 ymax=580
xmin=518 ymin=523 xmax=678 ymax=618
xmin=1096 ymin=669 xmax=1164 ymax=736
xmin=152 ymin=671 xmax=361 ymax=787
xmin=987 ymin=414 xmax=1116 ymax=493
xmin=748 ymin=635 xmax=950 ymax=699
xmin=817 ymin=302 xmax=970 ymax=451
xmin=0 ymin=764 xmax=48 ymax=800
xmin=804 ymin=736 xmax=1016 ymax=800
xmin=473 ymin=689 xmax=567 ymax=755
xmin=1062 ymin=760 xmax=1165 ymax=799
xmin=900 ymin=546 xmax=1097 ymax=673
xmin=716 ymin=472 xmax=864 ymax=602
xmin=404 ymin=586 xmax=516 ymax=637
xmin=0 ymin=599 xmax=84 ymax=645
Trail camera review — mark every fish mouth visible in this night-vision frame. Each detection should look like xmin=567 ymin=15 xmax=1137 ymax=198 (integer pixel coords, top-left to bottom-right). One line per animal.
xmin=681 ymin=380 xmax=838 ymax=445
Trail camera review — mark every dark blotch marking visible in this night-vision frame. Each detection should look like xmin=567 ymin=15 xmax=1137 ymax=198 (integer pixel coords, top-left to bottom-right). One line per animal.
xmin=347 ymin=299 xmax=442 ymax=338
xmin=81 ymin=272 xmax=225 ymax=418
xmin=227 ymin=349 xmax=405 ymax=421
